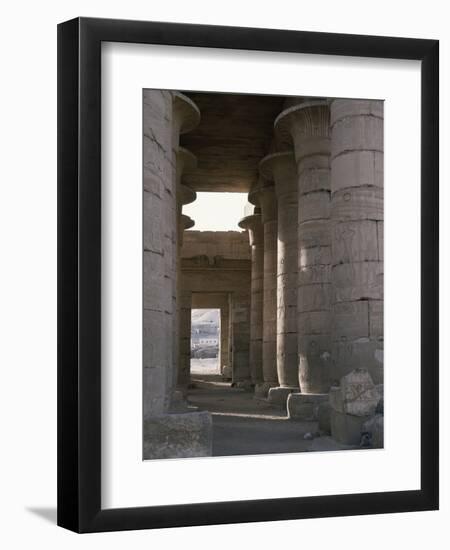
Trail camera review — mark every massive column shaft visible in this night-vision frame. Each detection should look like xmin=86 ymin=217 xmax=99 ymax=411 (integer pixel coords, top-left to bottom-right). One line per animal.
xmin=330 ymin=99 xmax=384 ymax=384
xmin=171 ymin=94 xmax=201 ymax=395
xmin=175 ymin=148 xmax=197 ymax=396
xmin=177 ymin=214 xmax=195 ymax=394
xmin=143 ymin=90 xmax=176 ymax=417
xmin=250 ymin=182 xmax=279 ymax=396
xmin=238 ymin=211 xmax=264 ymax=386
xmin=276 ymin=100 xmax=332 ymax=395
xmin=260 ymin=152 xmax=299 ymax=404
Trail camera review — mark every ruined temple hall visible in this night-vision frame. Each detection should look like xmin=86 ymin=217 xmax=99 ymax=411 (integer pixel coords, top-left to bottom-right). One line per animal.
xmin=143 ymin=90 xmax=384 ymax=459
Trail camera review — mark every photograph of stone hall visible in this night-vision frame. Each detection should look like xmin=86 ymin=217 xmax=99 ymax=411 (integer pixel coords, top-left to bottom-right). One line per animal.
xmin=143 ymin=89 xmax=384 ymax=460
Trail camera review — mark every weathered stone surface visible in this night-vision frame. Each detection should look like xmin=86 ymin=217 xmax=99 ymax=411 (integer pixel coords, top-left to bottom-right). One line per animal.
xmin=330 ymin=99 xmax=383 ymax=125
xmin=332 ymin=220 xmax=378 ymax=264
xmin=239 ymin=214 xmax=264 ymax=385
xmin=254 ymin=382 xmax=278 ymax=400
xmin=332 ymin=301 xmax=369 ymax=340
xmin=143 ymin=411 xmax=212 ymax=459
xmin=376 ymin=384 xmax=384 ymax=414
xmin=332 ymin=261 xmax=383 ymax=302
xmin=268 ymin=386 xmax=298 ymax=406
xmin=331 ymin=115 xmax=383 ymax=158
xmin=362 ymin=414 xmax=384 ymax=448
xmin=299 ymin=166 xmax=330 ymax=194
xmin=298 ymin=283 xmax=332 ymax=312
xmin=182 ymin=230 xmax=250 ymax=261
xmin=332 ymin=339 xmax=384 ymax=385
xmin=298 ymin=334 xmax=333 ymax=394
xmin=298 ymin=310 xmax=331 ymax=335
xmin=330 ymin=150 xmax=383 ymax=193
xmin=222 ymin=366 xmax=232 ymax=380
xmin=332 ymin=187 xmax=383 ymax=221
xmin=329 ymin=369 xmax=381 ymax=417
xmin=330 ymin=409 xmax=370 ymax=445
xmin=287 ymin=392 xmax=328 ymax=421
xmin=298 ymin=191 xmax=331 ymax=222
xmin=318 ymin=401 xmax=331 ymax=434
xmin=299 ymin=244 xmax=332 ymax=269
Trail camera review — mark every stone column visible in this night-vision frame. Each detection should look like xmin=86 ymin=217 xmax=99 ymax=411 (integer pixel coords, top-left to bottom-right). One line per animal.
xmin=177 ymin=214 xmax=195 ymax=396
xmin=238 ymin=210 xmax=264 ymax=387
xmin=329 ymin=99 xmax=384 ymax=385
xmin=249 ymin=182 xmax=279 ymax=397
xmin=231 ymin=290 xmax=252 ymax=388
xmin=275 ymin=100 xmax=332 ymax=419
xmin=259 ymin=152 xmax=299 ymax=405
xmin=142 ymin=90 xmax=212 ymax=459
xmin=220 ymin=297 xmax=232 ymax=379
xmin=175 ymin=147 xmax=197 ymax=397
xmin=143 ymin=89 xmax=175 ymax=418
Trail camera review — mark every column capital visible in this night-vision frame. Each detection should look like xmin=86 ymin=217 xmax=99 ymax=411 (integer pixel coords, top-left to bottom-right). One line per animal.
xmin=176 ymin=147 xmax=197 ymax=205
xmin=248 ymin=180 xmax=277 ymax=224
xmin=179 ymin=214 xmax=195 ymax=247
xmin=172 ymin=92 xmax=201 ymax=138
xmin=181 ymin=214 xmax=195 ymax=231
xmin=238 ymin=213 xmax=264 ymax=247
xmin=275 ymin=100 xmax=330 ymax=155
xmin=259 ymin=151 xmax=297 ymax=199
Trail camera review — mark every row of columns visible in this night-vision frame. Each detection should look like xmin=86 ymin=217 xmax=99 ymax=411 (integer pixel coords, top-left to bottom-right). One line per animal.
xmin=240 ymin=98 xmax=384 ymax=407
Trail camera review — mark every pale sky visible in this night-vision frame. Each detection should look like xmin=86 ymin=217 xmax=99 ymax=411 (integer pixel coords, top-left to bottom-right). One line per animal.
xmin=183 ymin=192 xmax=252 ymax=231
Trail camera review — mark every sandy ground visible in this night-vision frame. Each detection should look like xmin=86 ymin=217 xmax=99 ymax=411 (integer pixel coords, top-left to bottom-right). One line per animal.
xmin=187 ymin=373 xmax=321 ymax=457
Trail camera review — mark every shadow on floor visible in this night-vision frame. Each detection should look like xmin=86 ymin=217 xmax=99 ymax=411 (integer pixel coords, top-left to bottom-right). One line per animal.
xmin=188 ymin=374 xmax=317 ymax=457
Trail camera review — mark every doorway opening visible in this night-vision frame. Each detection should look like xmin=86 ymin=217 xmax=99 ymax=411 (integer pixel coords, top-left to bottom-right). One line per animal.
xmin=190 ymin=308 xmax=221 ymax=376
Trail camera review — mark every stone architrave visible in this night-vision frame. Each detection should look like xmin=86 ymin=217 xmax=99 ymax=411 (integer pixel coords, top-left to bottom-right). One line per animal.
xmin=330 ymin=99 xmax=384 ymax=384
xmin=238 ymin=211 xmax=264 ymax=387
xmin=249 ymin=181 xmax=279 ymax=397
xmin=275 ymin=100 xmax=333 ymax=397
xmin=259 ymin=152 xmax=300 ymax=405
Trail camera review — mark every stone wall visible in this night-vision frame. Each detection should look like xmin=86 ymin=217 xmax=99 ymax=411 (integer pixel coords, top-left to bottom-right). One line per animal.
xmin=182 ymin=230 xmax=250 ymax=260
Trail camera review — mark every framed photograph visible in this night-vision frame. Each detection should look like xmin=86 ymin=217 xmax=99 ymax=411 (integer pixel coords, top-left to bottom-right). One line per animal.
xmin=57 ymin=17 xmax=439 ymax=532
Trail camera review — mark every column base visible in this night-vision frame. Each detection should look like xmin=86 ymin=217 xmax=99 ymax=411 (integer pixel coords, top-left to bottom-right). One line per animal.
xmin=254 ymin=382 xmax=278 ymax=400
xmin=232 ymin=380 xmax=254 ymax=390
xmin=170 ymin=390 xmax=198 ymax=413
xmin=143 ymin=411 xmax=212 ymax=459
xmin=267 ymin=386 xmax=299 ymax=406
xmin=222 ymin=366 xmax=232 ymax=380
xmin=287 ymin=392 xmax=329 ymax=421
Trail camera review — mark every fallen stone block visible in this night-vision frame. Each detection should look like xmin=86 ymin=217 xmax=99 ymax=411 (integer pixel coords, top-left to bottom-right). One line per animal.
xmin=330 ymin=408 xmax=370 ymax=445
xmin=330 ymin=368 xmax=381 ymax=417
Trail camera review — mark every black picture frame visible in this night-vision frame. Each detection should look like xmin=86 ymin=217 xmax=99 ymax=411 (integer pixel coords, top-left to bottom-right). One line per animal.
xmin=57 ymin=16 xmax=439 ymax=533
